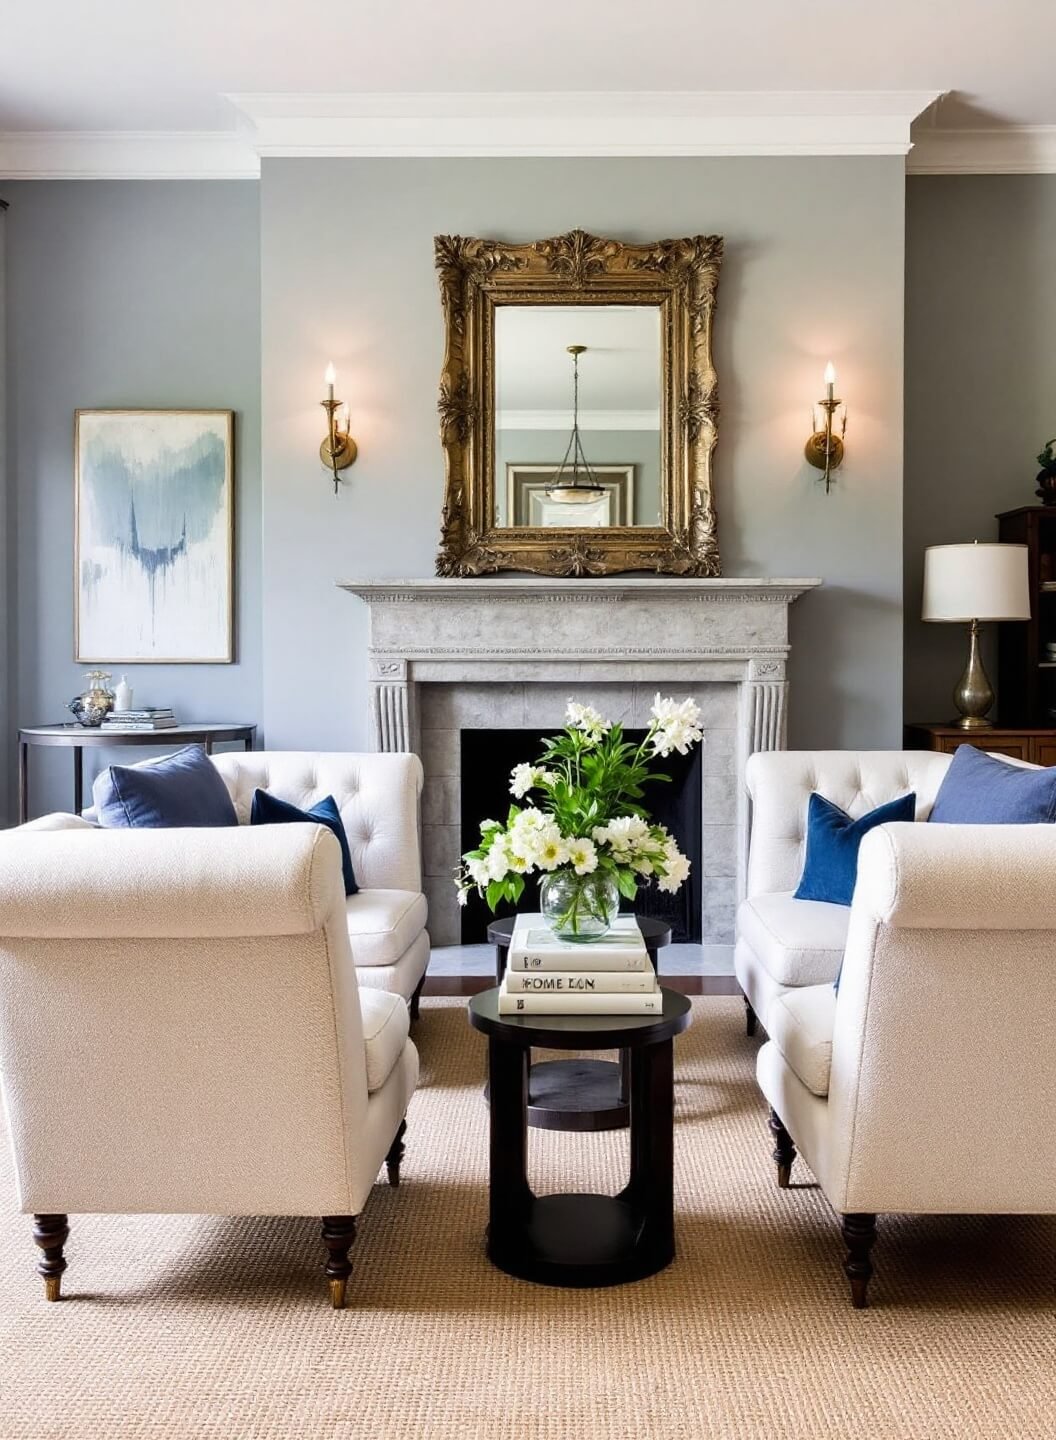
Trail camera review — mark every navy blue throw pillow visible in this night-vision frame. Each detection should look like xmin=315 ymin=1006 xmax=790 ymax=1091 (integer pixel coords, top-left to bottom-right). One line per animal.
xmin=250 ymin=789 xmax=358 ymax=896
xmin=794 ymin=790 xmax=916 ymax=908
xmin=94 ymin=744 xmax=239 ymax=829
xmin=929 ymin=744 xmax=1056 ymax=825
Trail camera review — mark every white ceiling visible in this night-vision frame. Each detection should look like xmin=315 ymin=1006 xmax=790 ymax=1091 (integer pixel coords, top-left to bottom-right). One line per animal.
xmin=495 ymin=307 xmax=661 ymax=424
xmin=1 ymin=2 xmax=1054 ymax=175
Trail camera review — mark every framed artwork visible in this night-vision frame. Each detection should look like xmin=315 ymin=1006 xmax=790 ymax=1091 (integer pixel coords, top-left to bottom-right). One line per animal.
xmin=75 ymin=409 xmax=234 ymax=663
xmin=506 ymin=464 xmax=635 ymax=529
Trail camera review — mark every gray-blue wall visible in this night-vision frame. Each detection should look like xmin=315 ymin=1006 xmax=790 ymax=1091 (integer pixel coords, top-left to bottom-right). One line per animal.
xmin=904 ymin=175 xmax=1056 ymax=725
xmin=2 ymin=181 xmax=261 ymax=818
xmin=261 ymin=156 xmax=907 ymax=756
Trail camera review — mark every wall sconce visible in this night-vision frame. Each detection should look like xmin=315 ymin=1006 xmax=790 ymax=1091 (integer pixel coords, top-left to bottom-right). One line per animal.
xmin=804 ymin=362 xmax=847 ymax=493
xmin=320 ymin=362 xmax=357 ymax=495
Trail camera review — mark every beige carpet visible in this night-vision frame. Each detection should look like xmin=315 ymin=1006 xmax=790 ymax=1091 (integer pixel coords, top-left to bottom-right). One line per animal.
xmin=1 ymin=997 xmax=1054 ymax=1440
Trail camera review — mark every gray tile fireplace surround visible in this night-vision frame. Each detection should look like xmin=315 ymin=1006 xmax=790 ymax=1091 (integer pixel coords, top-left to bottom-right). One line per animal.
xmin=340 ymin=578 xmax=820 ymax=952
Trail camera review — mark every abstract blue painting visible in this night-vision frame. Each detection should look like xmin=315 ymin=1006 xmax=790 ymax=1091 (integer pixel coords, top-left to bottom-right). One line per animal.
xmin=75 ymin=410 xmax=233 ymax=662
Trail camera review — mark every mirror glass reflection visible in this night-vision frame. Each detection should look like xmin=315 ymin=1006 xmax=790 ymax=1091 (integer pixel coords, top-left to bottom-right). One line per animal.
xmin=493 ymin=305 xmax=662 ymax=529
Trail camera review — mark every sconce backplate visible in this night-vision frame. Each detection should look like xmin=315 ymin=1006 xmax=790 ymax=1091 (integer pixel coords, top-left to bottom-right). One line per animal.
xmin=804 ymin=432 xmax=844 ymax=472
xmin=320 ymin=434 xmax=358 ymax=471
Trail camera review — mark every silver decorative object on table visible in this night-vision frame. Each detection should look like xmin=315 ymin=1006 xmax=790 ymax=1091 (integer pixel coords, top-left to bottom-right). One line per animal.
xmin=67 ymin=670 xmax=115 ymax=727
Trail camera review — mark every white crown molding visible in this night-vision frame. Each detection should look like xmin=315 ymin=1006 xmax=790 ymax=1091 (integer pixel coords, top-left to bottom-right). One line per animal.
xmin=908 ymin=125 xmax=1056 ymax=175
xmin=0 ymin=131 xmax=259 ymax=180
xmin=228 ymin=90 xmax=942 ymax=158
xmin=497 ymin=409 xmax=660 ymax=431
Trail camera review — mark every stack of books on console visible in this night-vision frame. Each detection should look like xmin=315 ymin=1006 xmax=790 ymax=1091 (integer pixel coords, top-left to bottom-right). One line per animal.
xmin=497 ymin=913 xmax=661 ymax=1015
xmin=101 ymin=707 xmax=178 ymax=732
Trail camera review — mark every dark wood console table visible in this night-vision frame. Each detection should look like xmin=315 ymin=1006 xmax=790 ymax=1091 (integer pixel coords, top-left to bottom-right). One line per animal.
xmin=18 ymin=723 xmax=256 ymax=823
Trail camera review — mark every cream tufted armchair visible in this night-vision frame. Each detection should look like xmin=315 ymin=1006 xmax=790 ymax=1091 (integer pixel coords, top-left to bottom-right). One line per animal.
xmin=209 ymin=751 xmax=430 ymax=1012
xmin=735 ymin=749 xmax=954 ymax=1035
xmin=0 ymin=822 xmax=419 ymax=1307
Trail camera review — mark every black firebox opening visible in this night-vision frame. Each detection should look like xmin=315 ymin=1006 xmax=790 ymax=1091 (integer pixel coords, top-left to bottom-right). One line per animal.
xmin=459 ymin=728 xmax=703 ymax=945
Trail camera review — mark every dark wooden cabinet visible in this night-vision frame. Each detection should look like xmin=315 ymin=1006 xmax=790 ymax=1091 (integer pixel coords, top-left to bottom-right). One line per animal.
xmin=904 ymin=723 xmax=1056 ymax=764
xmin=996 ymin=506 xmax=1056 ymax=726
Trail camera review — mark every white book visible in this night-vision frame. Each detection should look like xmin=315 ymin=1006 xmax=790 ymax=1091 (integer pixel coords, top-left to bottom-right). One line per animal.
xmin=509 ymin=928 xmax=648 ymax=972
xmin=497 ymin=984 xmax=662 ymax=1016
xmin=505 ymin=969 xmax=657 ymax=994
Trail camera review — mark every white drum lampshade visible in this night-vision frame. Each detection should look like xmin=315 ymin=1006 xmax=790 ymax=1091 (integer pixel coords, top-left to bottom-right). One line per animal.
xmin=921 ymin=541 xmax=1031 ymax=729
xmin=922 ymin=543 xmax=1030 ymax=623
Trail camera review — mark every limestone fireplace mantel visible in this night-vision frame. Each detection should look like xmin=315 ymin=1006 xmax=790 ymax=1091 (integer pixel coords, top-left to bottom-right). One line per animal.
xmin=338 ymin=577 xmax=820 ymax=753
xmin=339 ymin=577 xmax=819 ymax=947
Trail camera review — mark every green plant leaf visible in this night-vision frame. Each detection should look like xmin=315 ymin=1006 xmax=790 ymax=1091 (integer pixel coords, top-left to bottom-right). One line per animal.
xmin=486 ymin=879 xmax=504 ymax=911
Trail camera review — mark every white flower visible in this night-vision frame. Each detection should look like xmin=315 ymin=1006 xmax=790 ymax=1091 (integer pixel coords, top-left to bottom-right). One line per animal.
xmin=456 ymin=888 xmax=469 ymax=907
xmin=508 ymin=808 xmax=552 ymax=861
xmin=509 ymin=763 xmax=554 ymax=799
xmin=565 ymin=699 xmax=607 ymax=745
xmin=658 ymin=850 xmax=691 ymax=894
xmin=649 ymin=694 xmax=704 ymax=758
xmin=535 ymin=833 xmax=567 ymax=871
xmin=565 ymin=836 xmax=598 ymax=876
xmin=505 ymin=848 xmax=531 ymax=874
xmin=485 ymin=836 xmax=510 ymax=881
xmin=467 ymin=856 xmax=490 ymax=887
xmin=594 ymin=814 xmax=650 ymax=855
xmin=479 ymin=817 xmax=501 ymax=834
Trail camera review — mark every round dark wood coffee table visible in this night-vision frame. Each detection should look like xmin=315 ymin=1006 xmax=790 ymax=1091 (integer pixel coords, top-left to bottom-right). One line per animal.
xmin=469 ymin=986 xmax=691 ymax=1287
xmin=486 ymin=914 xmax=672 ymax=1133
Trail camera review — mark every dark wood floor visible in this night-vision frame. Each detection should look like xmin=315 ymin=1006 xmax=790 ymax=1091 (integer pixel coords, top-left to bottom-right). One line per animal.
xmin=423 ymin=974 xmax=740 ymax=998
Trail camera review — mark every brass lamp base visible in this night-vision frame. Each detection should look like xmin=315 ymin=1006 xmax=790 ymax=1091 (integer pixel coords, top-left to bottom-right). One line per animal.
xmin=319 ymin=433 xmax=358 ymax=472
xmin=951 ymin=619 xmax=995 ymax=729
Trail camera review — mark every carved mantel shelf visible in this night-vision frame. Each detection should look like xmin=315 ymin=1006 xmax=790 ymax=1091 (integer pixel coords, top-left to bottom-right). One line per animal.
xmin=339 ymin=576 xmax=820 ymax=752
xmin=339 ymin=577 xmax=821 ymax=604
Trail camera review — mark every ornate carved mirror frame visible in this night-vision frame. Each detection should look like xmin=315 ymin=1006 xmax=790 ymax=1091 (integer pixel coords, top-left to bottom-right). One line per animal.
xmin=434 ymin=229 xmax=723 ymax=578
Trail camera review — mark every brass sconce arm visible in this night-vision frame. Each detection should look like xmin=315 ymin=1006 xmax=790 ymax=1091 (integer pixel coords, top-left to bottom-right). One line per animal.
xmin=804 ymin=364 xmax=847 ymax=493
xmin=320 ymin=364 xmax=358 ymax=495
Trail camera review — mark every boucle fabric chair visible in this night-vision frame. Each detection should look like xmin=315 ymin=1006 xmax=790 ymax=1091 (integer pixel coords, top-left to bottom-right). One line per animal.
xmin=756 ymin=820 xmax=1056 ymax=1307
xmin=0 ymin=822 xmax=418 ymax=1308
xmin=199 ymin=751 xmax=429 ymax=1012
xmin=735 ymin=750 xmax=954 ymax=1035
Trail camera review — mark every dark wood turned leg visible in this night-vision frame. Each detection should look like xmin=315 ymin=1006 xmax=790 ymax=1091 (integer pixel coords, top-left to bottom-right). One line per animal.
xmin=385 ymin=1120 xmax=407 ymax=1187
xmin=33 ymin=1214 xmax=69 ymax=1302
xmin=409 ymin=974 xmax=426 ymax=1023
xmin=768 ymin=1108 xmax=796 ymax=1189
xmin=744 ymin=995 xmax=758 ymax=1036
xmin=841 ymin=1212 xmax=878 ymax=1309
xmin=320 ymin=1215 xmax=357 ymax=1309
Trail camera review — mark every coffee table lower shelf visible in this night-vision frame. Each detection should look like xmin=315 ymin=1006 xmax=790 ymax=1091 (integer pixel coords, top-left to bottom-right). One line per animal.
xmin=487 ymin=1192 xmax=666 ymax=1288
xmin=524 ymin=1056 xmax=628 ymax=1132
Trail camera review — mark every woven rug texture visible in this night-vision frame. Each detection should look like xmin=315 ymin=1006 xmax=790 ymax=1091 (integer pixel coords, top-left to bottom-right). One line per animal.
xmin=1 ymin=996 xmax=1054 ymax=1439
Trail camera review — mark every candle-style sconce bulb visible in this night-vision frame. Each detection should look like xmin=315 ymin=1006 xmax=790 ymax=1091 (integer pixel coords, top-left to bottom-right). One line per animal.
xmin=804 ymin=361 xmax=847 ymax=494
xmin=320 ymin=362 xmax=357 ymax=494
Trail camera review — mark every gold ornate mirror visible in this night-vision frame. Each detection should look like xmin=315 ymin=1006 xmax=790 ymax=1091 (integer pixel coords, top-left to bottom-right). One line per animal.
xmin=434 ymin=229 xmax=723 ymax=578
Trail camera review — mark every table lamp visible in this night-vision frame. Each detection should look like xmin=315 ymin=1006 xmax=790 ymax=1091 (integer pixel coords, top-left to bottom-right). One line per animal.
xmin=922 ymin=542 xmax=1031 ymax=729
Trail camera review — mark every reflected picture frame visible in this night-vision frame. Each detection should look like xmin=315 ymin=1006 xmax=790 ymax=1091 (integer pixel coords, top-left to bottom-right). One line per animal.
xmin=506 ymin=464 xmax=635 ymax=528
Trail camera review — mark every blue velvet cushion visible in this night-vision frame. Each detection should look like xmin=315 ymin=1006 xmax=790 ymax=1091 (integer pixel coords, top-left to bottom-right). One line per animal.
xmin=250 ymin=788 xmax=358 ymax=896
xmin=93 ymin=744 xmax=239 ymax=829
xmin=929 ymin=743 xmax=1056 ymax=824
xmin=794 ymin=790 xmax=917 ymax=908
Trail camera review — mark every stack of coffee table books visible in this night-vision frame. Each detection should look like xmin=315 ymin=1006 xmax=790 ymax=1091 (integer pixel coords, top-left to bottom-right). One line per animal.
xmin=498 ymin=912 xmax=661 ymax=1015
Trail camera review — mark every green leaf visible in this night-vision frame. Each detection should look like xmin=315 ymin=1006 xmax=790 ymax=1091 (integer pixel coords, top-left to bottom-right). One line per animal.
xmin=616 ymin=870 xmax=639 ymax=901
xmin=486 ymin=879 xmax=504 ymax=911
xmin=508 ymin=873 xmax=526 ymax=903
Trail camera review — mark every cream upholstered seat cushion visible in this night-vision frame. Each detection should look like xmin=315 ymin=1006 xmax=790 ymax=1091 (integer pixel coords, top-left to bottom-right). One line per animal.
xmin=736 ymin=892 xmax=849 ymax=988
xmin=346 ymin=890 xmax=428 ymax=967
xmin=358 ymin=988 xmax=412 ymax=1093
xmin=768 ymin=984 xmax=836 ymax=1097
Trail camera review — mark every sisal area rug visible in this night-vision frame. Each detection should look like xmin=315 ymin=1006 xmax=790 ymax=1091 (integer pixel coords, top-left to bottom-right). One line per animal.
xmin=1 ymin=997 xmax=1054 ymax=1439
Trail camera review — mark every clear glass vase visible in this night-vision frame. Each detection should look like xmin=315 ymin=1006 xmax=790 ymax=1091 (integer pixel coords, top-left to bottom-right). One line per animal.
xmin=539 ymin=869 xmax=620 ymax=943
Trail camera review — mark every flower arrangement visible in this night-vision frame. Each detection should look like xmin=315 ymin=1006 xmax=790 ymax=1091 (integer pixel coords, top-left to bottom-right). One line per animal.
xmin=456 ymin=695 xmax=704 ymax=940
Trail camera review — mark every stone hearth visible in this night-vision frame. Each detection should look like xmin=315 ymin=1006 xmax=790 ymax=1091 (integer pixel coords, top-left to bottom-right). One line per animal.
xmin=340 ymin=578 xmax=820 ymax=947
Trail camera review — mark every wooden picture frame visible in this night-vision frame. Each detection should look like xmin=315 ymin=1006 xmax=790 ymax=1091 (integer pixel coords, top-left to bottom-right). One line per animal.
xmin=506 ymin=464 xmax=635 ymax=528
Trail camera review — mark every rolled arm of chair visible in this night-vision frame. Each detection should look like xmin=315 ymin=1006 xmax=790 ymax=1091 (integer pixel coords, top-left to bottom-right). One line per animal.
xmin=0 ymin=823 xmax=345 ymax=939
xmin=854 ymin=821 xmax=1056 ymax=931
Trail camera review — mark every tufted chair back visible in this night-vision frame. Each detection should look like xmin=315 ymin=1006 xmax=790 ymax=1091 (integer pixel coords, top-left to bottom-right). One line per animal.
xmin=210 ymin=751 xmax=423 ymax=893
xmin=744 ymin=750 xmax=954 ymax=897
